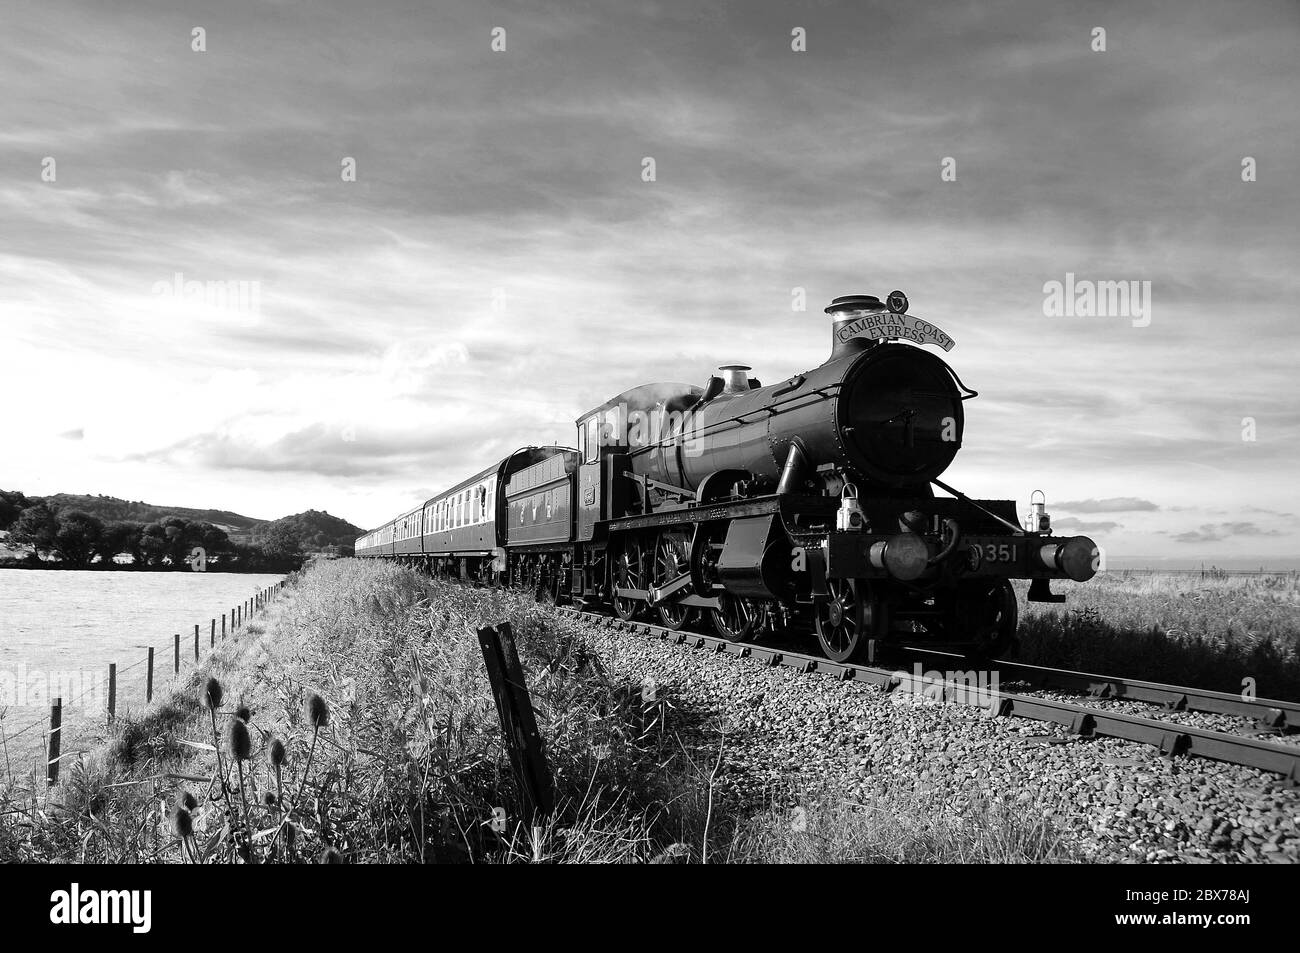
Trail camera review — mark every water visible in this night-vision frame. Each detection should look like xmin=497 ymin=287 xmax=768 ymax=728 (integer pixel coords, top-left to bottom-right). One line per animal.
xmin=0 ymin=569 xmax=284 ymax=777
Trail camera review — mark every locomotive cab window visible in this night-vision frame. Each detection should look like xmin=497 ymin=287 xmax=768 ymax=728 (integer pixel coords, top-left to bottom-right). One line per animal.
xmin=584 ymin=416 xmax=600 ymax=463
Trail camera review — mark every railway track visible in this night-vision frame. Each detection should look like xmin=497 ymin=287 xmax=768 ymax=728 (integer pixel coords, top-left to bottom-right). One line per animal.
xmin=555 ymin=605 xmax=1300 ymax=783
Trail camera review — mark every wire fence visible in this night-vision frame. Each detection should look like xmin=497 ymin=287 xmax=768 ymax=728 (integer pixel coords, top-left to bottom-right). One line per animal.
xmin=1103 ymin=568 xmax=1299 ymax=578
xmin=0 ymin=580 xmax=287 ymax=788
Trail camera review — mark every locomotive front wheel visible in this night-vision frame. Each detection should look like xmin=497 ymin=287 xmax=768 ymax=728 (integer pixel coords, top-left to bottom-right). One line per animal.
xmin=711 ymin=595 xmax=767 ymax=643
xmin=815 ymin=578 xmax=873 ymax=663
xmin=973 ymin=579 xmax=1019 ymax=658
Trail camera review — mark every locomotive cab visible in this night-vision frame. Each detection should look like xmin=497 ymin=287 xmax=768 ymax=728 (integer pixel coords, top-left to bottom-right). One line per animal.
xmin=575 ymin=382 xmax=703 ymax=539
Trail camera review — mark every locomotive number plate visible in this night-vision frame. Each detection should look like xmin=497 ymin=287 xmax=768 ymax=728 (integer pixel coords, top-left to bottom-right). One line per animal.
xmin=981 ymin=543 xmax=1017 ymax=563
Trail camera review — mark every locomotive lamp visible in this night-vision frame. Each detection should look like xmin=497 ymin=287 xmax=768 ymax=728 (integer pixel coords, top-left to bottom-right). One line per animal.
xmin=1027 ymin=489 xmax=1051 ymax=534
xmin=836 ymin=484 xmax=866 ymax=532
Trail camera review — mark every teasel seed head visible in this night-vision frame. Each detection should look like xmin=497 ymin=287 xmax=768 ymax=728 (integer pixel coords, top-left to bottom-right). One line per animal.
xmin=268 ymin=737 xmax=286 ymax=767
xmin=227 ymin=717 xmax=251 ymax=761
xmin=263 ymin=791 xmax=277 ymax=807
xmin=306 ymin=693 xmax=330 ymax=729
xmin=319 ymin=846 xmax=343 ymax=864
xmin=170 ymin=805 xmax=193 ymax=839
xmin=234 ymin=705 xmax=251 ymax=723
xmin=177 ymin=790 xmax=198 ymax=812
xmin=200 ymin=677 xmax=223 ymax=710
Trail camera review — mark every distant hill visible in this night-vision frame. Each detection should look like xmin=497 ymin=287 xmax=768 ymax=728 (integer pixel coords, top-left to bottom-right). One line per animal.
xmin=5 ymin=492 xmax=361 ymax=553
xmin=257 ymin=510 xmax=364 ymax=550
xmin=41 ymin=494 xmax=267 ymax=535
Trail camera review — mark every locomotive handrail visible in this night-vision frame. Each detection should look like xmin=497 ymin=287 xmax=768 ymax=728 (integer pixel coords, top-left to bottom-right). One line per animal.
xmin=931 ymin=478 xmax=1025 ymax=535
xmin=947 ymin=365 xmax=980 ymax=400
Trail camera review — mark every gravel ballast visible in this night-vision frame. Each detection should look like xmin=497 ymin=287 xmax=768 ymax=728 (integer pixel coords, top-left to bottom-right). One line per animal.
xmin=551 ymin=610 xmax=1300 ymax=864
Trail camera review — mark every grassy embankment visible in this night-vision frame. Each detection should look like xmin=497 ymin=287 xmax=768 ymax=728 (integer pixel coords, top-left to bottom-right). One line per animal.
xmin=0 ymin=559 xmax=1075 ymax=863
xmin=1017 ymin=571 xmax=1300 ymax=700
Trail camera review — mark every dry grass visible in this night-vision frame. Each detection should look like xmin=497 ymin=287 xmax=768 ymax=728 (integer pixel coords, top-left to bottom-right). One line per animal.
xmin=727 ymin=788 xmax=1079 ymax=863
xmin=1016 ymin=572 xmax=1300 ymax=700
xmin=1 ymin=560 xmax=1082 ymax=863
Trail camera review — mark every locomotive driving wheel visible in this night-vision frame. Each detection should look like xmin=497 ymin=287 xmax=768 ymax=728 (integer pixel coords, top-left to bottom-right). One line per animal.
xmin=710 ymin=595 xmax=768 ymax=643
xmin=815 ymin=578 xmax=880 ymax=663
xmin=612 ymin=540 xmax=645 ymax=621
xmin=653 ymin=529 xmax=695 ymax=631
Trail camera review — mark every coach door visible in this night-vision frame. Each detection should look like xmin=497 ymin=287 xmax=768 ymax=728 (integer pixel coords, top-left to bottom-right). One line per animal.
xmin=577 ymin=415 xmax=602 ymax=541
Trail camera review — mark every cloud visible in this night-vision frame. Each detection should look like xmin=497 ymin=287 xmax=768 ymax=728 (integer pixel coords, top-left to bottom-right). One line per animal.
xmin=1050 ymin=517 xmax=1120 ymax=534
xmin=58 ymin=428 xmax=84 ymax=441
xmin=1170 ymin=522 xmax=1285 ymax=544
xmin=1055 ymin=498 xmax=1159 ymax=513
xmin=2 ymin=0 xmax=1297 ymax=546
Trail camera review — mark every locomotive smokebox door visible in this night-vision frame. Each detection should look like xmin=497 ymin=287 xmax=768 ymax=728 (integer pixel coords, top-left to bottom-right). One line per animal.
xmin=577 ymin=413 xmax=603 ymax=541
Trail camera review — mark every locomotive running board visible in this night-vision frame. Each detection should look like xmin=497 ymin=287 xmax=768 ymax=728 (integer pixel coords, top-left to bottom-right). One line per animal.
xmin=607 ymin=495 xmax=787 ymax=532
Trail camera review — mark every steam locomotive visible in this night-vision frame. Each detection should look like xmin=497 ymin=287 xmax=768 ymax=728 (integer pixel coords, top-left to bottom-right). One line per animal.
xmin=356 ymin=292 xmax=1098 ymax=662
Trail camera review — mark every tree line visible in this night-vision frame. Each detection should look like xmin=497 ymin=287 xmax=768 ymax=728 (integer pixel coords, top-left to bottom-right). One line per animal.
xmin=1 ymin=495 xmax=310 ymax=572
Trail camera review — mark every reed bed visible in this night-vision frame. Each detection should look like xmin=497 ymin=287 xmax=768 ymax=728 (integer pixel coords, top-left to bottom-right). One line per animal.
xmin=1016 ymin=572 xmax=1300 ymax=699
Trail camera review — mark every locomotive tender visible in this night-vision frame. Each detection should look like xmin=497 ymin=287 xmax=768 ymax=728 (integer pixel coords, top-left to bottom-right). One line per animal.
xmin=356 ymin=292 xmax=1098 ymax=662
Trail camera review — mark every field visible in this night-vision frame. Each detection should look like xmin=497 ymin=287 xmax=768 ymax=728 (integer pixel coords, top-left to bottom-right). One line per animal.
xmin=3 ymin=564 xmax=1297 ymax=864
xmin=1017 ymin=571 xmax=1300 ymax=700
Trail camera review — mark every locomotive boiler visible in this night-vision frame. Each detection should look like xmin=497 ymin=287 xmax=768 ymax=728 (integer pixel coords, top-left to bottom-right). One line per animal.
xmin=356 ymin=291 xmax=1099 ymax=663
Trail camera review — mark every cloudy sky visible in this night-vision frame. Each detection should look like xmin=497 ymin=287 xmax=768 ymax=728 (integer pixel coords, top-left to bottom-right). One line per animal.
xmin=2 ymin=0 xmax=1297 ymax=565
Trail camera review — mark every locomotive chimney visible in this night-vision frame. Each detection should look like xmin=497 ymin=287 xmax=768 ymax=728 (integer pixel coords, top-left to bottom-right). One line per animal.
xmin=825 ymin=294 xmax=887 ymax=362
xmin=718 ymin=363 xmax=752 ymax=394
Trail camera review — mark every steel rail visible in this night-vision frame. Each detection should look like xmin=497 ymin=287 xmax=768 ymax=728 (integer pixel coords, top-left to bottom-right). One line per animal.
xmin=893 ymin=646 xmax=1300 ymax=732
xmin=556 ymin=607 xmax=1300 ymax=783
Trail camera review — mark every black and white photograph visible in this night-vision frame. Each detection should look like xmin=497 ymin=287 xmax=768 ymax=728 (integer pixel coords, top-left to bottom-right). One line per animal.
xmin=0 ymin=0 xmax=1296 ymax=923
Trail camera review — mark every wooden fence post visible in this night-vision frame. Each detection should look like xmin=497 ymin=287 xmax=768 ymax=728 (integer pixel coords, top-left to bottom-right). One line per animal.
xmin=476 ymin=622 xmax=553 ymax=826
xmin=147 ymin=647 xmax=155 ymax=703
xmin=174 ymin=633 xmax=180 ymax=674
xmin=211 ymin=618 xmax=216 ymax=647
xmin=194 ymin=625 xmax=200 ymax=661
xmin=221 ymin=613 xmax=226 ymax=640
xmin=107 ymin=663 xmax=117 ymax=723
xmin=47 ymin=699 xmax=62 ymax=785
